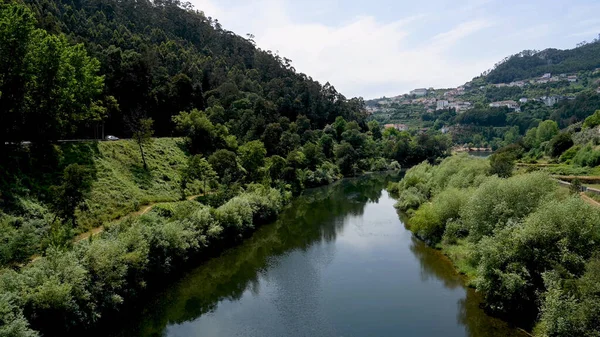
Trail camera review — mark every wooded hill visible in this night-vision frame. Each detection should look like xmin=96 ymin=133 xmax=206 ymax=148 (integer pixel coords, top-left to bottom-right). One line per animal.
xmin=8 ymin=0 xmax=367 ymax=142
xmin=484 ymin=38 xmax=600 ymax=84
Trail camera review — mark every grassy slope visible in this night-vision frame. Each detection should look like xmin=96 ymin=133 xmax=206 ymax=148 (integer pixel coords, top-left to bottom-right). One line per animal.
xmin=76 ymin=138 xmax=190 ymax=230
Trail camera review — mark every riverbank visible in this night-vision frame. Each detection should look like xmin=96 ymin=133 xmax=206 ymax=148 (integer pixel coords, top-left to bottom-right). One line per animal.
xmin=388 ymin=154 xmax=600 ymax=336
xmin=93 ymin=174 xmax=526 ymax=337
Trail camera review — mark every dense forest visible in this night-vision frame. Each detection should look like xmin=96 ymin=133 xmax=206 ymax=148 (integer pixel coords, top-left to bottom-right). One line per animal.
xmin=3 ymin=0 xmax=368 ymax=144
xmin=485 ymin=39 xmax=600 ymax=84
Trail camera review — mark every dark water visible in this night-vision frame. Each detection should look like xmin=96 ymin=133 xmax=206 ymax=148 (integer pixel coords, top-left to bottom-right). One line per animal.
xmin=116 ymin=174 xmax=526 ymax=337
xmin=468 ymin=151 xmax=493 ymax=158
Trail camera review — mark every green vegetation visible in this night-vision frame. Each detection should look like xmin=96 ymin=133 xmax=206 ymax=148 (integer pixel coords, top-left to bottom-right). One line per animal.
xmin=485 ymin=41 xmax=600 ymax=84
xmin=389 ymin=155 xmax=600 ymax=335
xmin=0 ymin=2 xmax=454 ymax=334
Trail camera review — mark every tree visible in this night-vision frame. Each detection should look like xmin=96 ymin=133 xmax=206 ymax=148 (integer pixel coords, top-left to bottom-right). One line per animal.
xmin=181 ymin=155 xmax=218 ymax=195
xmin=238 ymin=140 xmax=266 ymax=176
xmin=130 ymin=117 xmax=154 ymax=170
xmin=548 ymin=132 xmax=573 ymax=158
xmin=173 ymin=109 xmax=229 ymax=155
xmin=368 ymin=120 xmax=382 ymax=140
xmin=335 ymin=141 xmax=358 ymax=176
xmin=536 ymin=120 xmax=559 ymax=143
xmin=583 ymin=110 xmax=600 ymax=129
xmin=50 ymin=164 xmax=92 ymax=228
xmin=489 ymin=152 xmax=515 ymax=178
xmin=0 ymin=3 xmax=105 ymax=145
xmin=262 ymin=123 xmax=283 ymax=155
xmin=208 ymin=149 xmax=242 ymax=183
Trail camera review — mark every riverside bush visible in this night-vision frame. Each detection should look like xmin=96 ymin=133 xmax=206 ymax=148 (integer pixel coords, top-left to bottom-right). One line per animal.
xmin=390 ymin=154 xmax=600 ymax=332
xmin=0 ymin=187 xmax=286 ymax=336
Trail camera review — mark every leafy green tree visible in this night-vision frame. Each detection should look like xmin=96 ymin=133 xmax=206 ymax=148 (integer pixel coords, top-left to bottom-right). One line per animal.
xmin=130 ymin=118 xmax=154 ymax=170
xmin=319 ymin=134 xmax=335 ymax=159
xmin=208 ymin=149 xmax=242 ymax=183
xmin=50 ymin=164 xmax=92 ymax=228
xmin=367 ymin=120 xmax=382 ymax=140
xmin=536 ymin=120 xmax=559 ymax=143
xmin=335 ymin=142 xmax=358 ymax=176
xmin=181 ymin=155 xmax=219 ymax=195
xmin=262 ymin=123 xmax=283 ymax=155
xmin=173 ymin=109 xmax=230 ymax=155
xmin=583 ymin=110 xmax=600 ymax=129
xmin=238 ymin=140 xmax=267 ymax=176
xmin=0 ymin=3 xmax=105 ymax=145
xmin=489 ymin=152 xmax=515 ymax=178
xmin=333 ymin=116 xmax=347 ymax=140
xmin=548 ymin=132 xmax=573 ymax=158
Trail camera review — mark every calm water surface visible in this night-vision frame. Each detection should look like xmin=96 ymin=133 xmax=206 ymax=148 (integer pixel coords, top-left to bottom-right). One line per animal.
xmin=116 ymin=174 xmax=525 ymax=337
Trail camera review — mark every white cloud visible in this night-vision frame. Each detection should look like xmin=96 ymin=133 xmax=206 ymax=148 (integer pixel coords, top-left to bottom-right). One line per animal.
xmin=188 ymin=0 xmax=501 ymax=98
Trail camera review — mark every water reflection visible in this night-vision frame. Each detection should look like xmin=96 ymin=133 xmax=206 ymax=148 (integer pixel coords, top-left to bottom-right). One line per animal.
xmin=104 ymin=173 xmax=525 ymax=337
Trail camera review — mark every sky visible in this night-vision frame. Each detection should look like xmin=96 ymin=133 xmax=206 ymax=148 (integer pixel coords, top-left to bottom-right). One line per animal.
xmin=189 ymin=0 xmax=600 ymax=99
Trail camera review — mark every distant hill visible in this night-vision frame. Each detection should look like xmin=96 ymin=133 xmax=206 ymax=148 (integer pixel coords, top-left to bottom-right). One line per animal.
xmin=485 ymin=40 xmax=600 ymax=84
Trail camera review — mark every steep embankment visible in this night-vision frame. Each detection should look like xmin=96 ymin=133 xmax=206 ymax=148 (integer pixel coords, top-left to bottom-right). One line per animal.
xmin=77 ymin=138 xmax=191 ymax=229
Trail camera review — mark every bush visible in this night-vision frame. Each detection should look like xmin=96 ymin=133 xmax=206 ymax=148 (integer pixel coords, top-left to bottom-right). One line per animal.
xmin=461 ymin=172 xmax=556 ymax=241
xmin=409 ymin=188 xmax=470 ymax=244
xmin=475 ymin=197 xmax=600 ymax=321
xmin=572 ymin=144 xmax=600 ymax=167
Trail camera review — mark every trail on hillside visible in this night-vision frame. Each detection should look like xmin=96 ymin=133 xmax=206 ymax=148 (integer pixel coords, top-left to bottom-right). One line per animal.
xmin=74 ymin=194 xmax=204 ymax=242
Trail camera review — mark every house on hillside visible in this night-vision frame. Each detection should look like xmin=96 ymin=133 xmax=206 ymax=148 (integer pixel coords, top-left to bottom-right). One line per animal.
xmin=384 ymin=123 xmax=408 ymax=131
xmin=541 ymin=73 xmax=552 ymax=79
xmin=436 ymin=100 xmax=449 ymax=110
xmin=489 ymin=100 xmax=520 ymax=111
xmin=541 ymin=96 xmax=563 ymax=106
xmin=410 ymin=88 xmax=428 ymax=97
xmin=519 ymin=98 xmax=528 ymax=103
xmin=568 ymin=75 xmax=578 ymax=82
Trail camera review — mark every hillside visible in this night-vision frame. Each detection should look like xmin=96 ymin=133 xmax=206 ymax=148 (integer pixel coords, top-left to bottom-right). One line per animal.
xmin=485 ymin=40 xmax=600 ymax=84
xmin=6 ymin=0 xmax=366 ymax=143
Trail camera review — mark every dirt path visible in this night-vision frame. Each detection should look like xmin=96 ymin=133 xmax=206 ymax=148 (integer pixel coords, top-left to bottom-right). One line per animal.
xmin=74 ymin=193 xmax=204 ymax=242
xmin=581 ymin=192 xmax=600 ymax=207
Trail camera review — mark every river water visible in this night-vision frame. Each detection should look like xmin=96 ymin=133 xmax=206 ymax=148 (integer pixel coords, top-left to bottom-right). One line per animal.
xmin=115 ymin=174 xmax=526 ymax=337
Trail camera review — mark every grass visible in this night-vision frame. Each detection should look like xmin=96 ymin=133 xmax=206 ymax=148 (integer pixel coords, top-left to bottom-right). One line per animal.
xmin=76 ymin=138 xmax=192 ymax=230
xmin=438 ymin=239 xmax=478 ymax=286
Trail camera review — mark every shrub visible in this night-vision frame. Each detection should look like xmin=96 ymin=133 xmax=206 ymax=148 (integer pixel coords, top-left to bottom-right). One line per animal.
xmin=461 ymin=172 xmax=556 ymax=241
xmin=409 ymin=188 xmax=470 ymax=244
xmin=475 ymin=197 xmax=600 ymax=321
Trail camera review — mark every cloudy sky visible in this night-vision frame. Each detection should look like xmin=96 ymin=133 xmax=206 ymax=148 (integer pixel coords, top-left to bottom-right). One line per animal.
xmin=189 ymin=0 xmax=600 ymax=99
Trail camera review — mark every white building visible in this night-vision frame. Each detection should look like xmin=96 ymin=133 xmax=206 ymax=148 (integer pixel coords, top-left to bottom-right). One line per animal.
xmin=541 ymin=96 xmax=562 ymax=107
xmin=410 ymin=88 xmax=428 ymax=97
xmin=541 ymin=73 xmax=552 ymax=79
xmin=568 ymin=75 xmax=578 ymax=82
xmin=519 ymin=98 xmax=528 ymax=103
xmin=436 ymin=100 xmax=449 ymax=110
xmin=489 ymin=100 xmax=520 ymax=111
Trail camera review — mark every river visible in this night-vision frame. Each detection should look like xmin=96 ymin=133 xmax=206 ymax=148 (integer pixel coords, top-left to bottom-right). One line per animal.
xmin=112 ymin=174 xmax=526 ymax=337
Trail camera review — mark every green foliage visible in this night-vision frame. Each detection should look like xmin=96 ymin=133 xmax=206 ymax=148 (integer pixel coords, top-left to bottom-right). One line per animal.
xmin=548 ymin=132 xmax=573 ymax=157
xmin=0 ymin=187 xmax=286 ymax=336
xmin=488 ymin=152 xmax=515 ymax=178
xmin=173 ymin=109 xmax=232 ymax=155
xmin=537 ymin=257 xmax=600 ymax=337
xmin=0 ymin=3 xmax=105 ymax=144
xmin=582 ymin=110 xmax=600 ymax=129
xmin=410 ymin=188 xmax=470 ymax=244
xmin=475 ymin=198 xmax=600 ymax=321
xmin=208 ymin=149 xmax=243 ymax=183
xmin=485 ymin=43 xmax=600 ymax=84
xmin=238 ymin=140 xmax=267 ymax=176
xmin=461 ymin=172 xmax=556 ymax=241
xmin=572 ymin=144 xmax=600 ymax=167
xmin=50 ymin=164 xmax=93 ymax=228
xmin=131 ymin=118 xmax=154 ymax=170
xmin=181 ymin=155 xmax=218 ymax=194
